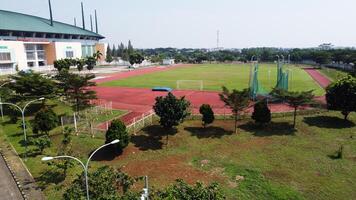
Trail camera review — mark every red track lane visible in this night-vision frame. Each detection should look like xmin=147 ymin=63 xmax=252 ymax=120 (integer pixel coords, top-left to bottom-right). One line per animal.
xmin=304 ymin=68 xmax=331 ymax=88
xmin=94 ymin=86 xmax=317 ymax=126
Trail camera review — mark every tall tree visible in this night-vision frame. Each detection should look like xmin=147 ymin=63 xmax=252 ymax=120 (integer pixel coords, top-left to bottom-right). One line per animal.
xmin=127 ymin=40 xmax=134 ymax=55
xmin=112 ymin=44 xmax=117 ymax=57
xmin=326 ymin=75 xmax=356 ymax=120
xmin=56 ymin=71 xmax=97 ymax=112
xmin=106 ymin=44 xmax=112 ymax=57
xmin=219 ymin=86 xmax=250 ymax=133
xmin=271 ymin=88 xmax=314 ymax=128
xmin=118 ymin=43 xmax=125 ymax=58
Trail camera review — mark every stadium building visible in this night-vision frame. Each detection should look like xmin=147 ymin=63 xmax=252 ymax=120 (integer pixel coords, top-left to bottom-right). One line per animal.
xmin=0 ymin=5 xmax=106 ymax=74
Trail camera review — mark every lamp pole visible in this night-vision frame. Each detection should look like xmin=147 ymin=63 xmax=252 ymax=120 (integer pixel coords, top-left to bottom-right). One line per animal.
xmin=0 ymin=97 xmax=45 ymax=159
xmin=41 ymin=139 xmax=120 ymax=200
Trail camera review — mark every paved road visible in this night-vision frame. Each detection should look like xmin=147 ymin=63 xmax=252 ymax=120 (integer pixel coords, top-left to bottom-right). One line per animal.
xmin=0 ymin=155 xmax=23 ymax=200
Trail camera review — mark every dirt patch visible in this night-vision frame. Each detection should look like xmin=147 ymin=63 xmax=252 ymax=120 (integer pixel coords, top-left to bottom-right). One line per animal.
xmin=121 ymin=155 xmax=223 ymax=187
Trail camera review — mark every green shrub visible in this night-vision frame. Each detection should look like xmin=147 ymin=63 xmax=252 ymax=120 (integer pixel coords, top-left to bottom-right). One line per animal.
xmin=252 ymin=100 xmax=271 ymax=125
xmin=105 ymin=119 xmax=129 ymax=152
xmin=199 ymin=104 xmax=215 ymax=128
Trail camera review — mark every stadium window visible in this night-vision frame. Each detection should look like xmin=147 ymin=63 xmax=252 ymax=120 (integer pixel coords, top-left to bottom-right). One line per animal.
xmin=66 ymin=51 xmax=74 ymax=58
xmin=0 ymin=63 xmax=13 ymax=70
xmin=0 ymin=52 xmax=11 ymax=61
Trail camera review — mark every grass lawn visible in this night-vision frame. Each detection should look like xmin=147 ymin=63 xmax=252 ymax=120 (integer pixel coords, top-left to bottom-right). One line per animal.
xmin=318 ymin=67 xmax=349 ymax=82
xmin=100 ymin=64 xmax=325 ymax=96
xmin=1 ymin=98 xmax=355 ymax=199
xmin=0 ymin=100 xmax=125 ymax=199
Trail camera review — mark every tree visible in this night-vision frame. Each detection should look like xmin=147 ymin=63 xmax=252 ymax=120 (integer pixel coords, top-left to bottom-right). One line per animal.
xmin=56 ymin=71 xmax=97 ymax=112
xmin=129 ymin=51 xmax=144 ymax=66
xmin=33 ymin=135 xmax=51 ymax=154
xmin=127 ymin=40 xmax=134 ymax=55
xmin=153 ymin=92 xmax=191 ymax=129
xmin=219 ymin=86 xmax=250 ymax=133
xmin=9 ymin=71 xmax=57 ymax=100
xmin=118 ymin=43 xmax=125 ymax=58
xmin=75 ymin=58 xmax=85 ymax=72
xmin=85 ymin=56 xmax=97 ymax=71
xmin=32 ymin=106 xmax=59 ymax=135
xmin=105 ymin=119 xmax=130 ymax=153
xmin=105 ymin=53 xmax=113 ymax=63
xmin=271 ymin=88 xmax=314 ymax=128
xmin=251 ymin=100 xmax=271 ymax=126
xmin=199 ymin=104 xmax=215 ymax=128
xmin=63 ymin=166 xmax=141 ymax=200
xmin=326 ymin=75 xmax=356 ymax=120
xmin=112 ymin=44 xmax=117 ymax=57
xmin=53 ymin=58 xmax=75 ymax=72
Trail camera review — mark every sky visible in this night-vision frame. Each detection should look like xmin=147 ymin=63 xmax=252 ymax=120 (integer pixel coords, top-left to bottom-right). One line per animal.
xmin=1 ymin=0 xmax=356 ymax=48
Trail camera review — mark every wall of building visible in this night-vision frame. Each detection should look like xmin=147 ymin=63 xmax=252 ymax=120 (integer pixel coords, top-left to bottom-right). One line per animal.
xmin=0 ymin=41 xmax=27 ymax=71
xmin=54 ymin=42 xmax=82 ymax=60
xmin=95 ymin=43 xmax=107 ymax=62
xmin=44 ymin=42 xmax=56 ymax=65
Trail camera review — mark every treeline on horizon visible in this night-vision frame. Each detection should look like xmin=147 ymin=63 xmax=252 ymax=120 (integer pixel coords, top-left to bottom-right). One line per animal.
xmin=106 ymin=42 xmax=356 ymax=68
xmin=137 ymin=47 xmax=356 ymax=66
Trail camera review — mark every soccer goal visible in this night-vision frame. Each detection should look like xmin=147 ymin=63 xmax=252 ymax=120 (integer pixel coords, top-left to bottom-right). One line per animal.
xmin=176 ymin=80 xmax=204 ymax=91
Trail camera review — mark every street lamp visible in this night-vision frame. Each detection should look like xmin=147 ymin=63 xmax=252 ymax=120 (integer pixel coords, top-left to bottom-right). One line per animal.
xmin=0 ymin=97 xmax=45 ymax=159
xmin=41 ymin=139 xmax=120 ymax=200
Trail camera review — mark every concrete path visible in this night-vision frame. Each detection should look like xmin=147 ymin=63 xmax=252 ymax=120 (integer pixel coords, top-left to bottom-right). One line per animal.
xmin=0 ymin=154 xmax=23 ymax=200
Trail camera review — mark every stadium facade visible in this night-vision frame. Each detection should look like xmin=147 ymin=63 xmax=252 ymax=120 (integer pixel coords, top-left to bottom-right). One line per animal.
xmin=0 ymin=9 xmax=106 ymax=74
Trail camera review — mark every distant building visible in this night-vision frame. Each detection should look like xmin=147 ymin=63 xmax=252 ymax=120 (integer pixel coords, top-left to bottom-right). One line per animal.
xmin=0 ymin=10 xmax=106 ymax=74
xmin=162 ymin=59 xmax=175 ymax=65
xmin=318 ymin=43 xmax=334 ymax=50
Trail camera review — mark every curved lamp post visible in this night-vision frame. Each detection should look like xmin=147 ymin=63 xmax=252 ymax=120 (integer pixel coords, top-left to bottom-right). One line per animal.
xmin=0 ymin=97 xmax=45 ymax=159
xmin=42 ymin=139 xmax=120 ymax=200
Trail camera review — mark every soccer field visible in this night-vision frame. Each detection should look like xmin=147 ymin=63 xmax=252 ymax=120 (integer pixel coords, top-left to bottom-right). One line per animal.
xmin=100 ymin=64 xmax=325 ymax=96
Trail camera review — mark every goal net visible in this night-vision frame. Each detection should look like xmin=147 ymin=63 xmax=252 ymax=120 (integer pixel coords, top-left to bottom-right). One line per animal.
xmin=176 ymin=80 xmax=203 ymax=91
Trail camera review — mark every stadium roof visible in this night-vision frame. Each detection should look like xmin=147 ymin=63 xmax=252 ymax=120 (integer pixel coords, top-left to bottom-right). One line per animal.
xmin=0 ymin=10 xmax=104 ymax=39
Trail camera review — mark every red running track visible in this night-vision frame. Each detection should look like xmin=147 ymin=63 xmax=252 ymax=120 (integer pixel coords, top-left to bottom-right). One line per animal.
xmin=304 ymin=68 xmax=331 ymax=88
xmin=94 ymin=86 xmax=316 ymax=126
xmin=94 ymin=65 xmax=329 ymax=126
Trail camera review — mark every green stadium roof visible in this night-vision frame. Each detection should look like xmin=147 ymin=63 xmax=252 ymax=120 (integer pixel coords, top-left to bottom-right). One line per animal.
xmin=0 ymin=10 xmax=104 ymax=39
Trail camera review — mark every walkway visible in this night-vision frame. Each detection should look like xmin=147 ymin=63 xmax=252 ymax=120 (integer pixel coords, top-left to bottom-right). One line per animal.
xmin=0 ymin=154 xmax=23 ymax=200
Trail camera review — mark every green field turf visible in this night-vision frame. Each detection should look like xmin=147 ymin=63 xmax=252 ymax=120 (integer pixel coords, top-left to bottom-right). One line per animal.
xmin=100 ymin=64 xmax=325 ymax=96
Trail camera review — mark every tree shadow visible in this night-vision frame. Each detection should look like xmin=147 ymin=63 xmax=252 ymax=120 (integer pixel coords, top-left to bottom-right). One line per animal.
xmin=184 ymin=126 xmax=233 ymax=139
xmin=238 ymin=121 xmax=296 ymax=137
xmin=36 ymin=169 xmax=65 ymax=189
xmin=130 ymin=125 xmax=177 ymax=151
xmin=90 ymin=146 xmax=123 ymax=161
xmin=303 ymin=116 xmax=355 ymax=129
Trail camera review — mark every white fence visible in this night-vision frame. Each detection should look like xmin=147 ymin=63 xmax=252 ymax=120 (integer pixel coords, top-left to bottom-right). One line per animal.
xmin=126 ymin=110 xmax=156 ymax=135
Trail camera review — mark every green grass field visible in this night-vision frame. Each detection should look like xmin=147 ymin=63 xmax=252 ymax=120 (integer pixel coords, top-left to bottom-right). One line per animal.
xmin=0 ymin=99 xmax=355 ymax=199
xmin=100 ymin=64 xmax=325 ymax=96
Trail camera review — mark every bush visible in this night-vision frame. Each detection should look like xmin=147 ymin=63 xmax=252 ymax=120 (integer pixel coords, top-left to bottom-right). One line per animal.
xmin=105 ymin=119 xmax=129 ymax=152
xmin=32 ymin=106 xmax=59 ymax=135
xmin=33 ymin=135 xmax=51 ymax=154
xmin=252 ymin=100 xmax=271 ymax=125
xmin=199 ymin=104 xmax=215 ymax=128
xmin=326 ymin=75 xmax=356 ymax=120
